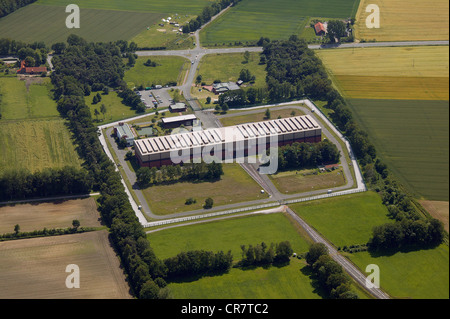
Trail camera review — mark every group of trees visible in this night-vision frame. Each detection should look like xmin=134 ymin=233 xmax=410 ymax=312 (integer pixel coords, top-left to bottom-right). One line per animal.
xmin=239 ymin=241 xmax=293 ymax=267
xmin=136 ymin=161 xmax=224 ymax=187
xmin=0 ymin=38 xmax=48 ymax=68
xmin=118 ymin=88 xmax=146 ymax=113
xmin=218 ymin=87 xmax=267 ymax=108
xmin=276 ymin=139 xmax=341 ymax=171
xmin=182 ymin=0 xmax=242 ymax=34
xmin=163 ymin=250 xmax=233 ymax=280
xmin=368 ymin=217 xmax=445 ymax=251
xmin=305 ymin=243 xmax=359 ymax=299
xmin=0 ymin=166 xmax=93 ymax=201
xmin=0 ymin=0 xmax=36 ymax=18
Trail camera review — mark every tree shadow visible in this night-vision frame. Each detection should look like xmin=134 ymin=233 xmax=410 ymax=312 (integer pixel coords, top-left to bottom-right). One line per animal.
xmin=367 ymin=242 xmax=443 ymax=258
xmin=300 ymin=265 xmax=329 ymax=299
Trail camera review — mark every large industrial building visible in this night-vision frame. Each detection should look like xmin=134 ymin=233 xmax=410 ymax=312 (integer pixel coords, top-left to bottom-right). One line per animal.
xmin=134 ymin=115 xmax=322 ymax=168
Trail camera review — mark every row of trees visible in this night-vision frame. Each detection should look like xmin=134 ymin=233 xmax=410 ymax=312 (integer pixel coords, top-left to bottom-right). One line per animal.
xmin=0 ymin=166 xmax=93 ymax=201
xmin=136 ymin=161 xmax=224 ymax=187
xmin=163 ymin=250 xmax=233 ymax=280
xmin=277 ymin=139 xmax=340 ymax=171
xmin=118 ymin=88 xmax=146 ymax=113
xmin=239 ymin=241 xmax=293 ymax=267
xmin=0 ymin=0 xmax=36 ymax=18
xmin=50 ymin=36 xmax=170 ymax=299
xmin=218 ymin=87 xmax=267 ymax=108
xmin=0 ymin=221 xmax=93 ymax=241
xmin=306 ymin=243 xmax=359 ymax=299
xmin=182 ymin=0 xmax=242 ymax=34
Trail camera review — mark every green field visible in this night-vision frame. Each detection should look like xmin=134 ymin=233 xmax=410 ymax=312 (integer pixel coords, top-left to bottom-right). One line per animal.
xmin=200 ymin=0 xmax=360 ymax=46
xmin=290 ymin=192 xmax=391 ymax=247
xmin=36 ymin=0 xmax=214 ymax=14
xmin=349 ymin=245 xmax=449 ymax=299
xmin=347 ymin=99 xmax=449 ymax=201
xmin=124 ymin=56 xmax=189 ymax=89
xmin=0 ymin=4 xmax=162 ymax=45
xmin=0 ymin=78 xmax=58 ymax=120
xmin=0 ymin=118 xmax=82 ymax=173
xmin=142 ymin=164 xmax=269 ymax=215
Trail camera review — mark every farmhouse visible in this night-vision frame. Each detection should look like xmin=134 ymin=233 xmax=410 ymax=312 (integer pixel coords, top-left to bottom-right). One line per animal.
xmin=135 ymin=115 xmax=322 ymax=168
xmin=314 ymin=22 xmax=327 ymax=36
xmin=17 ymin=60 xmax=47 ymax=75
xmin=162 ymin=114 xmax=197 ymax=129
xmin=114 ymin=123 xmax=135 ymax=146
xmin=212 ymin=82 xmax=240 ymax=94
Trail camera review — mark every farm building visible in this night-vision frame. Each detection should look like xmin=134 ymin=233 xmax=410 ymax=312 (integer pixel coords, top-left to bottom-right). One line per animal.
xmin=162 ymin=114 xmax=197 ymax=129
xmin=17 ymin=60 xmax=47 ymax=75
xmin=314 ymin=22 xmax=327 ymax=36
xmin=212 ymin=82 xmax=241 ymax=94
xmin=169 ymin=102 xmax=187 ymax=113
xmin=135 ymin=115 xmax=322 ymax=168
xmin=114 ymin=123 xmax=135 ymax=146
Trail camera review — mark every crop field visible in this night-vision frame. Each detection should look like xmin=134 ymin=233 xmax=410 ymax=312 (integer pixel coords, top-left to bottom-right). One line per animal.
xmin=142 ymin=164 xmax=269 ymax=215
xmin=290 ymin=191 xmax=391 ymax=247
xmin=419 ymin=200 xmax=449 ymax=232
xmin=36 ymin=0 xmax=214 ymax=15
xmin=218 ymin=107 xmax=305 ymax=127
xmin=0 ymin=118 xmax=82 ymax=174
xmin=355 ymin=0 xmax=449 ymax=42
xmin=347 ymin=99 xmax=449 ymax=201
xmin=124 ymin=56 xmax=189 ymax=89
xmin=200 ymin=0 xmax=360 ymax=46
xmin=316 ymin=46 xmax=449 ymax=100
xmin=0 ymin=197 xmax=101 ymax=234
xmin=349 ymin=244 xmax=449 ymax=299
xmin=0 ymin=4 xmax=163 ymax=45
xmin=0 ymin=230 xmax=132 ymax=299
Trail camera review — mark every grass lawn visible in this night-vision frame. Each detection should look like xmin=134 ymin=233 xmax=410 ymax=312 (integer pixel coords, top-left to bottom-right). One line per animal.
xmin=290 ymin=191 xmax=391 ymax=247
xmin=316 ymin=46 xmax=449 ymax=100
xmin=270 ymin=168 xmax=346 ymax=195
xmin=124 ymin=56 xmax=189 ymax=89
xmin=131 ymin=16 xmax=196 ymax=50
xmin=200 ymin=0 xmax=360 ymax=46
xmin=0 ymin=77 xmax=58 ymax=120
xmin=218 ymin=107 xmax=305 ymax=127
xmin=0 ymin=4 xmax=163 ymax=45
xmin=84 ymin=91 xmax=146 ymax=124
xmin=346 ymin=99 xmax=449 ymax=201
xmin=349 ymin=244 xmax=449 ymax=299
xmin=355 ymin=0 xmax=449 ymax=42
xmin=142 ymin=164 xmax=269 ymax=215
xmin=0 ymin=118 xmax=82 ymax=174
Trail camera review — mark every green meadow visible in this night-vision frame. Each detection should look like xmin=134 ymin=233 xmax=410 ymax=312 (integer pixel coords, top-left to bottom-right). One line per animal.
xmin=350 ymin=245 xmax=449 ymax=299
xmin=347 ymin=99 xmax=449 ymax=201
xmin=124 ymin=56 xmax=189 ymax=89
xmin=290 ymin=191 xmax=391 ymax=247
xmin=200 ymin=0 xmax=360 ymax=46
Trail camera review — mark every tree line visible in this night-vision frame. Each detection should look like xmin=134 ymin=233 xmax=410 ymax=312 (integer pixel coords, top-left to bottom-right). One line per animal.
xmin=305 ymin=243 xmax=359 ymax=299
xmin=0 ymin=0 xmax=36 ymax=18
xmin=136 ymin=161 xmax=224 ymax=187
xmin=182 ymin=0 xmax=242 ymax=34
xmin=238 ymin=241 xmax=293 ymax=267
xmin=276 ymin=139 xmax=340 ymax=172
xmin=0 ymin=166 xmax=93 ymax=201
xmin=163 ymin=250 xmax=233 ymax=280
xmin=50 ymin=35 xmax=171 ymax=299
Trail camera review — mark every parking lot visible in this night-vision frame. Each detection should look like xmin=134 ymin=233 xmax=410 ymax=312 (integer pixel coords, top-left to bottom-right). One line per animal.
xmin=137 ymin=88 xmax=173 ymax=109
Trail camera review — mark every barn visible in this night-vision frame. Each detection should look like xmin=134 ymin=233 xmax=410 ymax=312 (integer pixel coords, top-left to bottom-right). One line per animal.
xmin=134 ymin=115 xmax=322 ymax=168
xmin=314 ymin=22 xmax=327 ymax=36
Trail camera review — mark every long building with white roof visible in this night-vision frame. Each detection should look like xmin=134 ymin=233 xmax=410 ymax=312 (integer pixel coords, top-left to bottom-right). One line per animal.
xmin=134 ymin=115 xmax=322 ymax=168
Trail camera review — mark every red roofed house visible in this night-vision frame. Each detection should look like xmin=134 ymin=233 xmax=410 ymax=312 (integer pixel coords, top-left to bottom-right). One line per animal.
xmin=314 ymin=22 xmax=327 ymax=36
xmin=17 ymin=60 xmax=48 ymax=75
